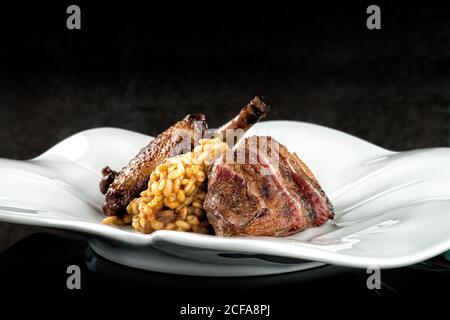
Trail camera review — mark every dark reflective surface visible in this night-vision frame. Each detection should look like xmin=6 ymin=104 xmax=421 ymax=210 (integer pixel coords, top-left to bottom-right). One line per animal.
xmin=1 ymin=232 xmax=448 ymax=305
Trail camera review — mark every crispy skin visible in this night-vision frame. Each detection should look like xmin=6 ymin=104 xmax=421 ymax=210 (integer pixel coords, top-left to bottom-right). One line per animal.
xmin=204 ymin=136 xmax=334 ymax=237
xmin=100 ymin=114 xmax=207 ymax=216
xmin=100 ymin=96 xmax=270 ymax=217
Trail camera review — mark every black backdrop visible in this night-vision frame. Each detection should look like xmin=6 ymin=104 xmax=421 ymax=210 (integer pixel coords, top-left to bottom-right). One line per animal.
xmin=0 ymin=2 xmax=449 ymax=161
xmin=0 ymin=2 xmax=449 ymax=307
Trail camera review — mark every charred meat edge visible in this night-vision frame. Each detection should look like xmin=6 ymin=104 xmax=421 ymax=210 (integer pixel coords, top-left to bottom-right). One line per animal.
xmin=100 ymin=96 xmax=269 ymax=217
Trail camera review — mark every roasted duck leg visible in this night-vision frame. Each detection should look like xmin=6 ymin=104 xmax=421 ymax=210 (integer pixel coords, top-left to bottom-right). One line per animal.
xmin=100 ymin=114 xmax=207 ymax=216
xmin=100 ymin=97 xmax=269 ymax=217
xmin=217 ymin=96 xmax=270 ymax=134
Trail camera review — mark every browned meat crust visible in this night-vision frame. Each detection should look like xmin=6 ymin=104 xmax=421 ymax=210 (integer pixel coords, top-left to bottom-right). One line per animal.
xmin=217 ymin=96 xmax=270 ymax=134
xmin=204 ymin=136 xmax=334 ymax=237
xmin=100 ymin=114 xmax=207 ymax=216
xmin=100 ymin=97 xmax=270 ymax=218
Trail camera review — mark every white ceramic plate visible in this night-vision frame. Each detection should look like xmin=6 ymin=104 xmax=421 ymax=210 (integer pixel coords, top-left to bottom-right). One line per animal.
xmin=0 ymin=121 xmax=449 ymax=277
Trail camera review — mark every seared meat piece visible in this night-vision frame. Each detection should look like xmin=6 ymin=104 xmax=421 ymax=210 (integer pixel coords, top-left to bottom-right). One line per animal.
xmin=100 ymin=96 xmax=270 ymax=217
xmin=99 ymin=166 xmax=117 ymax=195
xmin=204 ymin=136 xmax=334 ymax=236
xmin=101 ymin=114 xmax=207 ymax=216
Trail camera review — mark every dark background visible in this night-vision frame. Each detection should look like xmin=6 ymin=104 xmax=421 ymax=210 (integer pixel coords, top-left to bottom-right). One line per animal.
xmin=0 ymin=2 xmax=449 ymax=307
xmin=0 ymin=2 xmax=449 ymax=161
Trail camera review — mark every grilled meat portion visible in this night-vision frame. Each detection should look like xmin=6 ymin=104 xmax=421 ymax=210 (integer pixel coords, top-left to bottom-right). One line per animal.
xmin=204 ymin=136 xmax=334 ymax=236
xmin=100 ymin=96 xmax=270 ymax=217
xmin=101 ymin=114 xmax=207 ymax=216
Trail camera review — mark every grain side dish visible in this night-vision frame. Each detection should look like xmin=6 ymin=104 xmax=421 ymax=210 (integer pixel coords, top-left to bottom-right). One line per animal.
xmin=103 ymin=138 xmax=228 ymax=234
xmin=100 ymin=97 xmax=335 ymax=237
